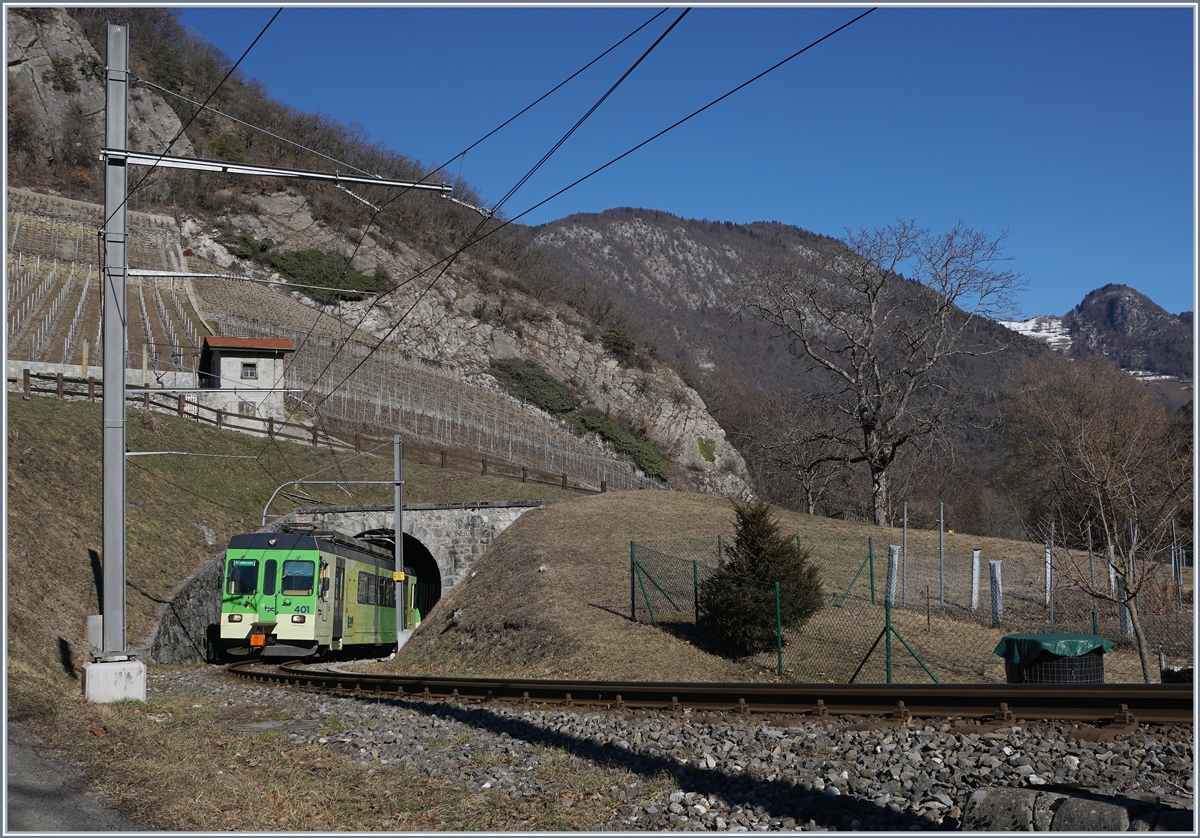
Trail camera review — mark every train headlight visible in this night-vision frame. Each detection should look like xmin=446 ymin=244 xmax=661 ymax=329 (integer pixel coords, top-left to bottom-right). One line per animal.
xmin=228 ymin=614 xmax=243 ymax=623
xmin=291 ymin=615 xmax=306 ymax=624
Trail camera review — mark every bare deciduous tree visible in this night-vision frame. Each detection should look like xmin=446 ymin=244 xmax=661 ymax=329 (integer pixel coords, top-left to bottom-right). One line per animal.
xmin=741 ymin=390 xmax=855 ymax=516
xmin=741 ymin=219 xmax=1025 ymax=526
xmin=1003 ymin=354 xmax=1192 ymax=682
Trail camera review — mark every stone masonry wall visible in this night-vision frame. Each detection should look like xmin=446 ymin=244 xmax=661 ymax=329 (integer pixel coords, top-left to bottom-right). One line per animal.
xmin=142 ymin=501 xmax=548 ymax=664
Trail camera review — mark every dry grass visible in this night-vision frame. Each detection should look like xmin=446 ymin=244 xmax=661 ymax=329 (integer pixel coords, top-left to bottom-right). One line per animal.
xmin=7 ymin=395 xmax=1190 ymax=830
xmin=377 ymin=491 xmax=762 ymax=682
xmin=20 ymin=675 xmax=667 ymax=831
xmin=368 ymin=491 xmax=1191 ymax=685
xmin=5 ymin=393 xmax=575 ymax=723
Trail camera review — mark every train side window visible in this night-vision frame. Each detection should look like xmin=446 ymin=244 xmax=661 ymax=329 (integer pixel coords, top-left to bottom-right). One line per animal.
xmin=263 ymin=560 xmax=277 ymax=596
xmin=226 ymin=559 xmax=258 ymax=596
xmin=357 ymin=571 xmax=370 ymax=604
xmin=281 ymin=560 xmax=315 ymax=596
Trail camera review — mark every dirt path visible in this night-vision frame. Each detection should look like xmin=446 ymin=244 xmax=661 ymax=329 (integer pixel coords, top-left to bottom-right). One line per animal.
xmin=6 ymin=720 xmax=147 ymax=832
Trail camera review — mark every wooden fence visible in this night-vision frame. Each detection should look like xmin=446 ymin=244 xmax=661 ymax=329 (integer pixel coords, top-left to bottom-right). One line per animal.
xmin=9 ymin=370 xmax=611 ymax=495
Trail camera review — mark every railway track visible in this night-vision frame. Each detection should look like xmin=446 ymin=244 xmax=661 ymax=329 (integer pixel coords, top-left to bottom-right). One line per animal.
xmin=228 ymin=662 xmax=1193 ymax=727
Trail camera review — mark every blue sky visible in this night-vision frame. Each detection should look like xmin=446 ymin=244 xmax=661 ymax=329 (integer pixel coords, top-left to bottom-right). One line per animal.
xmin=177 ymin=5 xmax=1195 ymax=318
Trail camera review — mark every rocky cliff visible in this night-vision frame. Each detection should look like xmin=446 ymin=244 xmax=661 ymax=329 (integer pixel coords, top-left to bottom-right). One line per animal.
xmin=183 ymin=193 xmax=751 ymax=496
xmin=1063 ymin=284 xmax=1192 ymax=379
xmin=6 ymin=8 xmax=195 ymax=165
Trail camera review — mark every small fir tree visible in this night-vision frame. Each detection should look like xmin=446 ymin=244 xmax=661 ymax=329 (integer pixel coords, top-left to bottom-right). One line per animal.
xmin=699 ymin=501 xmax=823 ymax=657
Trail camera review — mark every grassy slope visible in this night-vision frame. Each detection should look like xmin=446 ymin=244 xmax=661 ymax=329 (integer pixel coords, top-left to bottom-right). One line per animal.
xmin=373 ymin=491 xmax=1059 ymax=683
xmin=5 ymin=393 xmax=575 ymax=720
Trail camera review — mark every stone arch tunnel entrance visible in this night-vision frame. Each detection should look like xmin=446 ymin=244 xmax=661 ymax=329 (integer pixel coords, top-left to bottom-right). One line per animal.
xmin=356 ymin=529 xmax=442 ymax=620
xmin=148 ymin=501 xmax=553 ymax=665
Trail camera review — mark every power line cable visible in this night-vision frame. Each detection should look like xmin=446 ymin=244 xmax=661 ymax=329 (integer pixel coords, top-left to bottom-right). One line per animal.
xmin=304 ymin=8 xmax=878 ymax=405
xmin=448 ymin=9 xmax=670 ymax=173
xmin=264 ymin=6 xmax=675 ymax=378
xmin=243 ymin=8 xmax=682 ymax=467
xmin=104 ymin=9 xmax=283 ymax=231
xmin=433 ymin=8 xmax=882 ymax=267
xmin=303 ymin=8 xmax=691 ymax=410
xmin=134 ymin=79 xmax=380 ymax=179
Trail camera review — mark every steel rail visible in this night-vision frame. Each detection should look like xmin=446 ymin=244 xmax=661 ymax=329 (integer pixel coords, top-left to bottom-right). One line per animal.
xmin=226 ymin=663 xmax=1194 ymax=725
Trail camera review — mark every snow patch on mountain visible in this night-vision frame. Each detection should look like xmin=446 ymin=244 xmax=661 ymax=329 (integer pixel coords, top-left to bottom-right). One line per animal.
xmin=998 ymin=315 xmax=1073 ymax=352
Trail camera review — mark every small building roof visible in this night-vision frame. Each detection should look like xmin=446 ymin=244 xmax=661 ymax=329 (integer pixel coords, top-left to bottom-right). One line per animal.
xmin=203 ymin=336 xmax=295 ymax=352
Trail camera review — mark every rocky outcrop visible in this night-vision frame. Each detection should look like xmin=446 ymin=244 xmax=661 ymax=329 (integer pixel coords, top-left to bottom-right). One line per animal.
xmin=183 ymin=192 xmax=752 ymax=495
xmin=1063 ymin=284 xmax=1192 ymax=379
xmin=6 ymin=8 xmax=194 ymax=165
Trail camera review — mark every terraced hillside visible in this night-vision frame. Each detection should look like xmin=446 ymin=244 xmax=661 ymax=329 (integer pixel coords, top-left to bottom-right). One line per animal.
xmin=4 ymin=190 xmax=690 ymax=492
xmin=7 ymin=189 xmax=205 ymax=374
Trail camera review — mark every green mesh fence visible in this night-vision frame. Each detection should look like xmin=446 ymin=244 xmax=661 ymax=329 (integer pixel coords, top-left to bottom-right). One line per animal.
xmin=630 ymin=534 xmax=1191 ymax=684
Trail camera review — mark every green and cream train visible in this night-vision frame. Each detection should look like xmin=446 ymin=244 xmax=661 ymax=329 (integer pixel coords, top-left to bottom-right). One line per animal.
xmin=212 ymin=527 xmax=421 ymax=660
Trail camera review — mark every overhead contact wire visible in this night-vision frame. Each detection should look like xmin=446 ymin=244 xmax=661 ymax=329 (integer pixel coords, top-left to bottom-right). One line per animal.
xmin=307 ymin=7 xmax=876 ymax=403
xmin=252 ymin=7 xmax=681 ymax=446
xmin=309 ymin=7 xmax=691 ymax=405
xmin=104 ymin=9 xmax=283 ymax=229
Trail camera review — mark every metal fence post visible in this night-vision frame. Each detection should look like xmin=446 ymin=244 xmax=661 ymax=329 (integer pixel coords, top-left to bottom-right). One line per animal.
xmin=971 ymin=548 xmax=981 ymax=611
xmin=1087 ymin=521 xmax=1098 ymax=629
xmin=938 ymin=503 xmax=945 ymax=608
xmin=869 ymin=537 xmax=875 ymax=605
xmin=693 ymin=559 xmax=699 ymax=622
xmin=886 ymin=545 xmax=899 ymax=605
xmin=1172 ymin=518 xmax=1182 ymax=609
xmin=885 ymin=598 xmax=893 ymax=684
xmin=902 ymin=502 xmax=908 ymax=607
xmin=989 ymin=560 xmax=1003 ymax=626
xmin=775 ymin=582 xmax=782 ymax=676
xmin=1046 ymin=546 xmax=1055 ymax=626
xmin=630 ymin=541 xmax=636 ymax=621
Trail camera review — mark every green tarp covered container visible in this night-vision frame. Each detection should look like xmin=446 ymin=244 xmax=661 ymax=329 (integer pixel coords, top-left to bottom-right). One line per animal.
xmin=994 ymin=633 xmax=1113 ymax=684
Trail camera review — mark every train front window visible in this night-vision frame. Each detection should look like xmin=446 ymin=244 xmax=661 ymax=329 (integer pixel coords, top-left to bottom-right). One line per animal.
xmin=281 ymin=560 xmax=315 ymax=596
xmin=226 ymin=560 xmax=258 ymax=596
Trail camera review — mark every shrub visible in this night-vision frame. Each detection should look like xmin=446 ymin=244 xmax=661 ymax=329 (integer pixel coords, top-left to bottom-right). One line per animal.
xmin=269 ymin=248 xmax=379 ymax=303
xmin=488 ymin=359 xmax=579 ymax=415
xmin=216 ymin=233 xmax=275 ymax=261
xmin=41 ymin=56 xmax=79 ymax=93
xmin=147 ymin=43 xmax=188 ymax=92
xmin=697 ymin=437 xmax=716 ymax=462
xmin=601 ymin=327 xmax=636 ymax=362
xmin=573 ymin=410 xmax=669 ymax=482
xmin=698 ymin=501 xmax=823 ymax=658
xmin=211 ymin=133 xmax=246 ymax=163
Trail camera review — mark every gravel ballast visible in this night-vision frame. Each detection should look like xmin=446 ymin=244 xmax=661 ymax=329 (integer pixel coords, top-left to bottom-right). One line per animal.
xmin=154 ymin=667 xmax=1193 ymax=831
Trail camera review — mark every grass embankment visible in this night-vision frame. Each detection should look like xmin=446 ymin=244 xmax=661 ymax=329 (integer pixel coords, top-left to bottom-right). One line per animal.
xmin=372 ymin=491 xmax=1184 ymax=684
xmin=6 ymin=393 xmax=574 ymax=721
